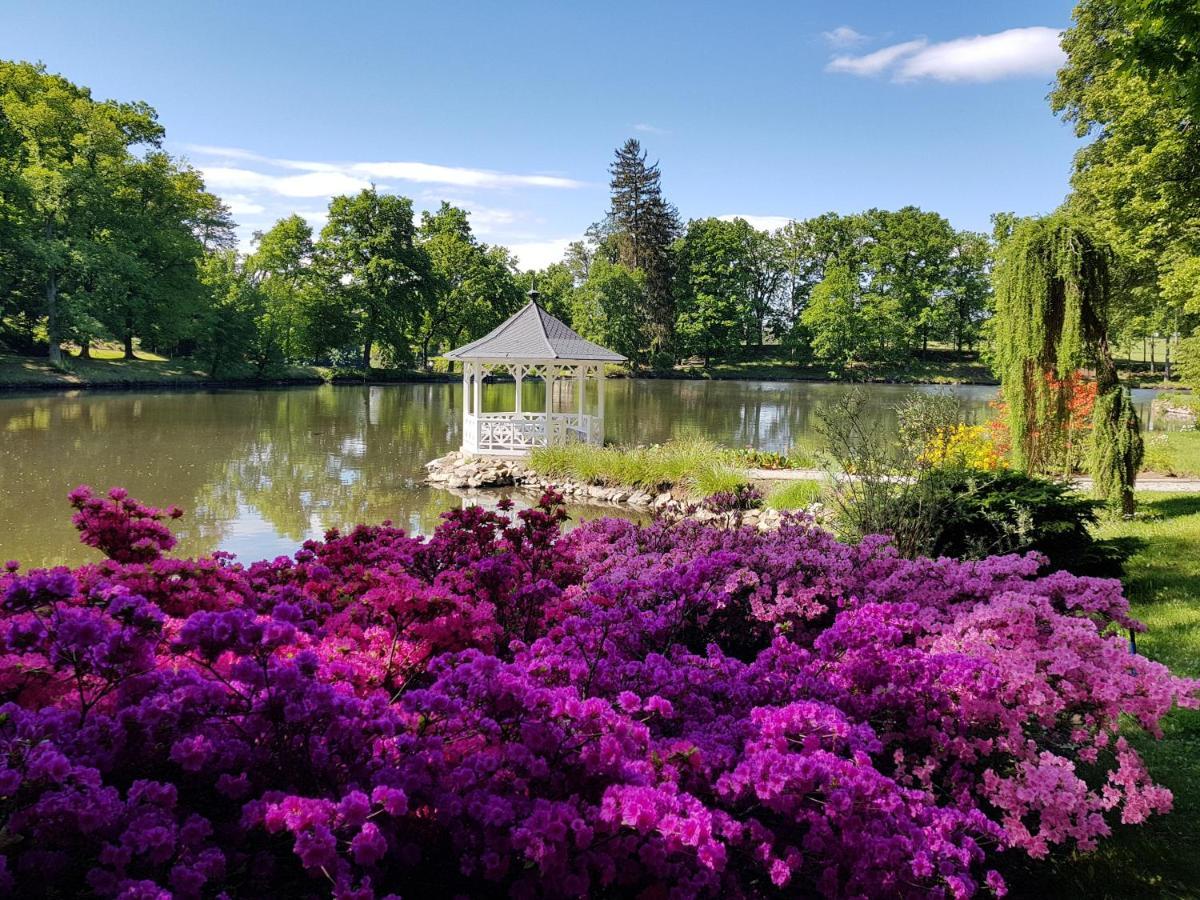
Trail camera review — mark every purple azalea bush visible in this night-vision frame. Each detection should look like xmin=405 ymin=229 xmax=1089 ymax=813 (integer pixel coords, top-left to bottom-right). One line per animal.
xmin=0 ymin=486 xmax=1195 ymax=899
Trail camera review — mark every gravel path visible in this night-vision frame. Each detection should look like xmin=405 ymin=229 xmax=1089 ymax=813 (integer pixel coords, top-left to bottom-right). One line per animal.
xmin=743 ymin=468 xmax=1200 ymax=494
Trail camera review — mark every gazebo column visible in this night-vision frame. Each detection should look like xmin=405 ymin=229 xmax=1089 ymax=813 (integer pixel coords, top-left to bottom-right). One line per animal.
xmin=544 ymin=367 xmax=556 ymax=447
xmin=596 ymin=366 xmax=605 ymax=445
xmin=576 ymin=367 xmax=584 ymax=425
xmin=473 ymin=363 xmax=483 ymax=419
xmin=514 ymin=364 xmax=523 ymax=415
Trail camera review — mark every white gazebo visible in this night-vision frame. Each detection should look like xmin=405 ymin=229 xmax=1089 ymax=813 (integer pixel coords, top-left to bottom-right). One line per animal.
xmin=444 ymin=294 xmax=626 ymax=456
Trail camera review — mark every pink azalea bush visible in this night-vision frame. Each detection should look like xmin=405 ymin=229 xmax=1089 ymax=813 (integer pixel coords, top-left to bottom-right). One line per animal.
xmin=0 ymin=486 xmax=1195 ymax=898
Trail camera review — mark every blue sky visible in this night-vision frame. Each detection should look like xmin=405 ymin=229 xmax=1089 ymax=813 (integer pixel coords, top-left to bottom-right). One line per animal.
xmin=2 ymin=0 xmax=1080 ymax=267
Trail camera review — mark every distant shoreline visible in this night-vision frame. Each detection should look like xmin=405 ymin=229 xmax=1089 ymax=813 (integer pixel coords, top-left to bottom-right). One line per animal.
xmin=2 ymin=355 xmax=1187 ymax=396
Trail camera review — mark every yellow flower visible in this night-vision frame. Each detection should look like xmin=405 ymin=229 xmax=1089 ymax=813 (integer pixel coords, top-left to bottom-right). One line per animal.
xmin=920 ymin=424 xmax=1005 ymax=471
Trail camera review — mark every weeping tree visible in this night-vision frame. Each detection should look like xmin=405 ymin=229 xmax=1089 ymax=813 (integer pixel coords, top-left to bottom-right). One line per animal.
xmin=993 ymin=215 xmax=1143 ymax=515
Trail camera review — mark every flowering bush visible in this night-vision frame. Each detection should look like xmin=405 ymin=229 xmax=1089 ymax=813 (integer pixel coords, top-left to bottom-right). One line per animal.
xmin=988 ymin=371 xmax=1098 ymax=475
xmin=920 ymin=424 xmax=1005 ymax=472
xmin=0 ymin=487 xmax=1195 ymax=898
xmin=700 ymin=483 xmax=764 ymax=513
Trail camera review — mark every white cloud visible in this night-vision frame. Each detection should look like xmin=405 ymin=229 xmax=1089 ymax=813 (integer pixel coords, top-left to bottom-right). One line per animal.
xmin=224 ymin=194 xmax=266 ymax=216
xmin=508 ymin=237 xmax=574 ymax=271
xmin=186 ymin=144 xmax=584 ymax=191
xmin=822 ymin=25 xmax=868 ymax=48
xmin=348 ymin=160 xmax=582 ymax=189
xmin=897 ymin=27 xmax=1065 ymax=82
xmin=181 ymin=144 xmax=587 ymax=255
xmin=827 ymin=39 xmax=928 ymax=77
xmin=826 ymin=26 xmax=1065 ymax=82
xmin=199 ymin=166 xmax=373 ymax=198
xmin=718 ymin=214 xmax=794 ymax=232
xmin=633 ymin=123 xmax=670 ymax=135
xmin=462 ymin=205 xmax=519 ymax=234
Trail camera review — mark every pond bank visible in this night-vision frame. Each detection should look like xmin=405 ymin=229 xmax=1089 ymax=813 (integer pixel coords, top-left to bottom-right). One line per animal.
xmin=6 ymin=351 xmax=1190 ymax=395
xmin=426 ymin=450 xmax=1200 ymax=502
xmin=423 ymin=452 xmax=793 ymax=528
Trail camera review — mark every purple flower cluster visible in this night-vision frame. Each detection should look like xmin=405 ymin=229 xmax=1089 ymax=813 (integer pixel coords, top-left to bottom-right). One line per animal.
xmin=0 ymin=487 xmax=1194 ymax=898
xmin=700 ymin=484 xmax=764 ymax=513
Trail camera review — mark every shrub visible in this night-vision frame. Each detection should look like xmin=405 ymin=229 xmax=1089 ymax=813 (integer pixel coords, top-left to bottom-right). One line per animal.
xmin=912 ymin=469 xmax=1128 ymax=577
xmin=0 ymin=488 xmax=1193 ymax=898
xmin=818 ymin=390 xmax=964 ymax=557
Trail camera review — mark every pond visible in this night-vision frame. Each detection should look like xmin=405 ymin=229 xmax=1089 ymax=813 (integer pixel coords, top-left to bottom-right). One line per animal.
xmin=0 ymin=380 xmax=1167 ymax=566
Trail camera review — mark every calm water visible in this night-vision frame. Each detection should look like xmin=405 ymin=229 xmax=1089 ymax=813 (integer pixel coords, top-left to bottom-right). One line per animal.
xmin=0 ymin=380 xmax=1164 ymax=567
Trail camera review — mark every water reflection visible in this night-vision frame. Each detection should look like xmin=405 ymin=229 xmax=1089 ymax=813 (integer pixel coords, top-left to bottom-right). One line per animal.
xmin=0 ymin=381 xmax=1169 ymax=567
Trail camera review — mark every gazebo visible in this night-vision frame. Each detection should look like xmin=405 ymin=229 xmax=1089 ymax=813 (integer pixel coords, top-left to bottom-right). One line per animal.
xmin=444 ymin=293 xmax=626 ymax=456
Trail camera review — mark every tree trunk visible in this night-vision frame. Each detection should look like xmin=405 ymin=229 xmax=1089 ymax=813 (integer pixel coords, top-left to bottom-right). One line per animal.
xmin=123 ymin=329 xmax=135 ymax=360
xmin=79 ymin=338 xmax=91 ymax=360
xmin=45 ymin=221 xmax=64 ymax=368
xmin=362 ymin=338 xmax=372 ymax=371
xmin=46 ymin=275 xmax=64 ymax=366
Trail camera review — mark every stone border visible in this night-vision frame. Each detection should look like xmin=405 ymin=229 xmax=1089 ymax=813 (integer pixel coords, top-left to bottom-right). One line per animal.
xmin=423 ymin=451 xmax=800 ymax=529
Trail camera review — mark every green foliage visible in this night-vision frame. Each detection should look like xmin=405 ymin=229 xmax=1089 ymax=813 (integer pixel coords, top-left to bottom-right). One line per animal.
xmin=776 ymin=208 xmax=991 ymax=368
xmin=416 ymin=203 xmax=522 ymax=367
xmin=674 ymin=218 xmax=765 ymax=363
xmin=528 ymin=438 xmax=747 ymax=497
xmin=569 ymin=258 xmax=647 ymax=367
xmin=516 ymin=263 xmax=574 ymax=323
xmin=691 ymin=465 xmax=751 ymax=498
xmin=765 ymin=479 xmax=824 ymax=510
xmin=194 ymin=251 xmax=263 ymax=377
xmin=801 ymin=265 xmax=859 ymax=368
xmin=310 ymin=188 xmax=430 ymax=369
xmin=816 ymin=389 xmax=966 ymax=557
xmin=1053 ymin=1 xmax=1200 ymax=374
xmin=1090 ymin=386 xmax=1145 ymax=512
xmin=607 ymin=138 xmax=680 ymax=361
xmin=247 ymin=214 xmax=314 ymax=367
xmin=992 ymin=214 xmax=1144 ymax=511
xmin=0 ymin=60 xmax=227 ymax=364
xmin=919 ymin=469 xmax=1128 ymax=577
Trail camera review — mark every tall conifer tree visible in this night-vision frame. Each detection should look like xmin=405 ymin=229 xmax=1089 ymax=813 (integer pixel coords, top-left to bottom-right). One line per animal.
xmin=607 ymin=139 xmax=679 ymax=363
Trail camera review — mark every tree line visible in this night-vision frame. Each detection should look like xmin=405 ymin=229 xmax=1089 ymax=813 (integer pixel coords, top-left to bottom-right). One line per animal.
xmin=0 ymin=60 xmax=999 ymax=376
xmin=5 ymin=32 xmax=1196 ymax=381
xmin=527 ymin=140 xmax=994 ymax=370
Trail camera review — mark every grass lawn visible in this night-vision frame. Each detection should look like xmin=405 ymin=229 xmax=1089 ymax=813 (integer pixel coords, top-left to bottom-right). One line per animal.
xmin=680 ymin=349 xmax=998 ymax=384
xmin=1005 ymin=492 xmax=1200 ymax=897
xmin=0 ymin=351 xmax=325 ymax=389
xmin=1143 ymin=430 xmax=1200 ymax=478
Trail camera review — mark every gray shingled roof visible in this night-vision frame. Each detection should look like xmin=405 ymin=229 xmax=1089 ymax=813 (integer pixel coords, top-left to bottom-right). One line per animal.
xmin=444 ymin=301 xmax=627 ymax=362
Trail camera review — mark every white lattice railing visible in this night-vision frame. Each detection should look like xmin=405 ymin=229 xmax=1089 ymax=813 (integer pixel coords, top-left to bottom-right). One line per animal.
xmin=463 ymin=413 xmax=599 ymax=454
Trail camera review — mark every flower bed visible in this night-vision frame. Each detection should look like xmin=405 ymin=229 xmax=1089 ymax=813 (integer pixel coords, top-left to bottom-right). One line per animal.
xmin=0 ymin=487 xmax=1195 ymax=898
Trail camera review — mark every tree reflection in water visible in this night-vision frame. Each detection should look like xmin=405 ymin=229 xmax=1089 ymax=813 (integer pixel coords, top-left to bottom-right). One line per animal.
xmin=1 ymin=380 xmax=1160 ymax=567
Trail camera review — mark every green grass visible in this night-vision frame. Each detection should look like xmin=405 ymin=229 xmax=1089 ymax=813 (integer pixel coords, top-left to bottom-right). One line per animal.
xmin=765 ymin=479 xmax=825 ymax=509
xmin=679 ymin=348 xmax=997 ymax=385
xmin=0 ymin=351 xmax=323 ymax=389
xmin=1004 ymin=493 xmax=1200 ymax=897
xmin=528 ymin=439 xmax=754 ymax=497
xmin=1142 ymin=430 xmax=1200 ymax=477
